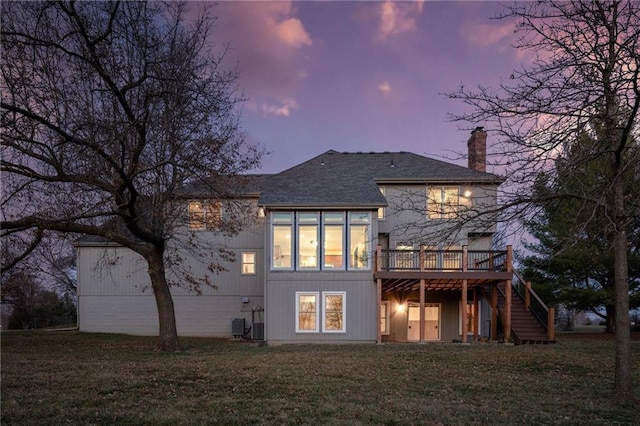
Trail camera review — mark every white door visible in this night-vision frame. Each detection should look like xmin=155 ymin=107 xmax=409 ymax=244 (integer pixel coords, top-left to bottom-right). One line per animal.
xmin=407 ymin=304 xmax=440 ymax=341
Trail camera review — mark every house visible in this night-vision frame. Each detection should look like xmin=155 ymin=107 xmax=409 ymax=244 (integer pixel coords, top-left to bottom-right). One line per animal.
xmin=75 ymin=128 xmax=554 ymax=344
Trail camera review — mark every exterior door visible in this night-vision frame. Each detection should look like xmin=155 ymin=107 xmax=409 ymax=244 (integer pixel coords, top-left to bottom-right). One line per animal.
xmin=407 ymin=303 xmax=440 ymax=341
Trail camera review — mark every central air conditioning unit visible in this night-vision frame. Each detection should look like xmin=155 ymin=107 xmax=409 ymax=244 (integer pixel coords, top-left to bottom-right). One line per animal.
xmin=251 ymin=322 xmax=264 ymax=340
xmin=232 ymin=318 xmax=245 ymax=337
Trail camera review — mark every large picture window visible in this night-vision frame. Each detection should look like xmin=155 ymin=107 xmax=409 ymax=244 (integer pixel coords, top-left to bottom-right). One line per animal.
xmin=296 ymin=292 xmax=319 ymax=332
xmin=271 ymin=211 xmax=370 ymax=271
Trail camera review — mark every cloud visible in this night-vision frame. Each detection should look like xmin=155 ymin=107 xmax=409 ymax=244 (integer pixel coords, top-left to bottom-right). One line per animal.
xmin=461 ymin=21 xmax=513 ymax=48
xmin=212 ymin=2 xmax=312 ymax=109
xmin=261 ymin=98 xmax=299 ymax=117
xmin=378 ymin=81 xmax=392 ymax=96
xmin=378 ymin=0 xmax=425 ymax=40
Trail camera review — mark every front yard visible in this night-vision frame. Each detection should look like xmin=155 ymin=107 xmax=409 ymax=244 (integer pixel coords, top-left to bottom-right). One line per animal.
xmin=1 ymin=331 xmax=639 ymax=425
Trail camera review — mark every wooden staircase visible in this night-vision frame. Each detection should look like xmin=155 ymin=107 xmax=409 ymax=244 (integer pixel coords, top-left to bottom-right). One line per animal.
xmin=497 ymin=282 xmax=553 ymax=344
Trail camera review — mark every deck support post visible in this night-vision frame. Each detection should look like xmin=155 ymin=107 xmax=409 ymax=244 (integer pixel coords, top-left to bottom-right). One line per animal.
xmin=505 ymin=246 xmax=512 ymax=343
xmin=491 ymin=286 xmax=498 ymax=340
xmin=461 ymin=279 xmax=468 ymax=343
xmin=547 ymin=307 xmax=555 ymax=341
xmin=473 ymin=287 xmax=479 ymax=342
xmin=419 ymin=279 xmax=425 ymax=343
xmin=376 ymin=278 xmax=382 ymax=344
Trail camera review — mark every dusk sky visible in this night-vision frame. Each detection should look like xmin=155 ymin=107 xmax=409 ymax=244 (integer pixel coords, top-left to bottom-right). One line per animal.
xmin=210 ymin=1 xmax=528 ymax=174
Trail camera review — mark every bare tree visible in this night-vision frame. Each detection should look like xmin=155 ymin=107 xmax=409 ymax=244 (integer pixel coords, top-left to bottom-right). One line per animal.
xmin=444 ymin=1 xmax=639 ymax=404
xmin=1 ymin=1 xmax=262 ymax=350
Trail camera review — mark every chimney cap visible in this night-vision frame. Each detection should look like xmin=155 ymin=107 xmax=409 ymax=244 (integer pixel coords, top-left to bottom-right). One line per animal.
xmin=472 ymin=126 xmax=485 ymax=134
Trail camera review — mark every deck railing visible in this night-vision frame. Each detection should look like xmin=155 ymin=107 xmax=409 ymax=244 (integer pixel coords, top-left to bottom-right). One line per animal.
xmin=377 ymin=246 xmax=508 ymax=272
xmin=512 ymin=269 xmax=555 ymax=341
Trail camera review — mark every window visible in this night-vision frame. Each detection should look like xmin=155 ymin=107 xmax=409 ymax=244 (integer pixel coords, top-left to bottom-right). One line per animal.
xmin=323 ymin=292 xmax=346 ymax=332
xmin=380 ymin=301 xmax=390 ymax=335
xmin=378 ymin=187 xmax=386 ymax=220
xmin=296 ymin=292 xmax=319 ymax=332
xmin=349 ymin=212 xmax=370 ymax=269
xmin=241 ymin=252 xmax=256 ymax=275
xmin=272 ymin=212 xmax=293 ymax=269
xmin=323 ymin=212 xmax=344 ymax=269
xmin=271 ymin=211 xmax=370 ymax=271
xmin=298 ymin=213 xmax=319 ymax=269
xmin=188 ymin=200 xmax=221 ymax=230
xmin=428 ymin=186 xmax=461 ymax=219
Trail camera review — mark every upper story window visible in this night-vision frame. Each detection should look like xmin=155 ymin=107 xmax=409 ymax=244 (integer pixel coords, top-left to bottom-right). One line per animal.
xmin=427 ymin=186 xmax=472 ymax=219
xmin=377 ymin=186 xmax=386 ymax=220
xmin=272 ymin=212 xmax=293 ymax=270
xmin=188 ymin=200 xmax=221 ymax=230
xmin=271 ymin=211 xmax=370 ymax=271
xmin=241 ymin=252 xmax=256 ymax=275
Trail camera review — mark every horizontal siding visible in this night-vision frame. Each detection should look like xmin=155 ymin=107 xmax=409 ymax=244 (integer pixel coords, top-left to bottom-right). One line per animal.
xmin=79 ymin=295 xmax=264 ymax=337
xmin=265 ymin=274 xmax=377 ymax=343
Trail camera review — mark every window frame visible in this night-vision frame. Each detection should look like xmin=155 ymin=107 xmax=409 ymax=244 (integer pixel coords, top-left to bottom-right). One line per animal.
xmin=380 ymin=300 xmax=390 ymax=335
xmin=241 ymin=252 xmax=256 ymax=275
xmin=188 ymin=199 xmax=222 ymax=231
xmin=378 ymin=186 xmax=386 ymax=220
xmin=427 ymin=186 xmax=462 ymax=220
xmin=296 ymin=292 xmax=319 ymax=333
xmin=348 ymin=211 xmax=371 ymax=270
xmin=322 ymin=291 xmax=346 ymax=333
xmin=272 ymin=212 xmax=294 ymax=270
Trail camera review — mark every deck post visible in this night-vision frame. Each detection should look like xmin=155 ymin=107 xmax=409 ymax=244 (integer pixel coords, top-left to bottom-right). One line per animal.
xmin=461 ymin=279 xmax=467 ymax=343
xmin=504 ymin=246 xmax=512 ymax=342
xmin=376 ymin=244 xmax=382 ymax=272
xmin=547 ymin=307 xmax=555 ymax=341
xmin=376 ymin=278 xmax=382 ymax=344
xmin=525 ymin=281 xmax=531 ymax=310
xmin=491 ymin=285 xmax=498 ymax=340
xmin=419 ymin=246 xmax=425 ymax=343
xmin=473 ymin=287 xmax=479 ymax=342
xmin=462 ymin=246 xmax=468 ymax=272
xmin=420 ymin=279 xmax=425 ymax=343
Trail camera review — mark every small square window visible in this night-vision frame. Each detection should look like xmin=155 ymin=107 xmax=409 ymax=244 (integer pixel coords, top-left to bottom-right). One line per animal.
xmin=188 ymin=200 xmax=221 ymax=230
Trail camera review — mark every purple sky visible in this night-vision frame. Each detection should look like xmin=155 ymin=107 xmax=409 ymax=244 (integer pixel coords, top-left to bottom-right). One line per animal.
xmin=211 ymin=1 xmax=525 ymax=174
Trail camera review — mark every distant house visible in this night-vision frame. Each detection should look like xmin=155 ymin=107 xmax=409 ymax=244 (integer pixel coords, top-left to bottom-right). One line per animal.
xmin=75 ymin=129 xmax=554 ymax=344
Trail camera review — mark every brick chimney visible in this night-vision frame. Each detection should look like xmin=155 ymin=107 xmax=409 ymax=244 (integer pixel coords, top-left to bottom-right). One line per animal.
xmin=467 ymin=127 xmax=487 ymax=172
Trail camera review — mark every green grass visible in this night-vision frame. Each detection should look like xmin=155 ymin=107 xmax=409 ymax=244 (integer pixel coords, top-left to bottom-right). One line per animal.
xmin=1 ymin=331 xmax=639 ymax=425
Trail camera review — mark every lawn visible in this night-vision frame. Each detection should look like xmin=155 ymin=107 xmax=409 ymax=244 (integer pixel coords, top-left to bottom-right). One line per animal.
xmin=1 ymin=331 xmax=639 ymax=425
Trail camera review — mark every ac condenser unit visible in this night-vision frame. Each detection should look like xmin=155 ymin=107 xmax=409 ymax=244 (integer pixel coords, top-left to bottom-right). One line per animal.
xmin=232 ymin=318 xmax=245 ymax=337
xmin=251 ymin=322 xmax=264 ymax=340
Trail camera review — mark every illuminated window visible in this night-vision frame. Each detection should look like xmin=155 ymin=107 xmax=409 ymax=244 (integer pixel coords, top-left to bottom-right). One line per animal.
xmin=188 ymin=200 xmax=221 ymax=230
xmin=298 ymin=213 xmax=319 ymax=269
xmin=272 ymin=212 xmax=293 ymax=269
xmin=296 ymin=292 xmax=319 ymax=332
xmin=323 ymin=292 xmax=345 ymax=333
xmin=378 ymin=186 xmax=386 ymax=220
xmin=349 ymin=212 xmax=370 ymax=269
xmin=323 ymin=212 xmax=344 ymax=269
xmin=380 ymin=301 xmax=390 ymax=335
xmin=241 ymin=252 xmax=256 ymax=275
xmin=428 ymin=186 xmax=469 ymax=219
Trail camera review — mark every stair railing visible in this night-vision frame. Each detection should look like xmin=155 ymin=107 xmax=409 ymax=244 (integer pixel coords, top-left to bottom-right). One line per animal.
xmin=512 ymin=270 xmax=555 ymax=341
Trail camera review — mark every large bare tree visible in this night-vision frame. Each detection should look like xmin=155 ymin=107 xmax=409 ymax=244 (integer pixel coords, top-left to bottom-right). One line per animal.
xmin=1 ymin=1 xmax=262 ymax=351
xmin=446 ymin=1 xmax=639 ymax=403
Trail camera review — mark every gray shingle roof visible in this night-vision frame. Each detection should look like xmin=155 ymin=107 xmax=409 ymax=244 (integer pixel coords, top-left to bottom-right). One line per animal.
xmin=259 ymin=150 xmax=503 ymax=208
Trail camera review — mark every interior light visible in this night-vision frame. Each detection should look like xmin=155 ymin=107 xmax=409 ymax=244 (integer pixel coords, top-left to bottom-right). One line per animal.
xmin=464 ymin=190 xmax=472 ymax=198
xmin=397 ymin=302 xmax=405 ymax=313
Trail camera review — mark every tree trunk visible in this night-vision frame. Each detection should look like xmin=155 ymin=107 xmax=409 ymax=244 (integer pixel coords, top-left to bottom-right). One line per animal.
xmin=612 ymin=167 xmax=633 ymax=404
xmin=143 ymin=246 xmax=182 ymax=352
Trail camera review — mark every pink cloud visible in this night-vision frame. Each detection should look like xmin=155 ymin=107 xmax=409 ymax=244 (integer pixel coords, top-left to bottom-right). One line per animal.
xmin=378 ymin=81 xmax=392 ymax=96
xmin=213 ymin=2 xmax=312 ymax=108
xmin=378 ymin=1 xmax=425 ymax=40
xmin=461 ymin=21 xmax=513 ymax=48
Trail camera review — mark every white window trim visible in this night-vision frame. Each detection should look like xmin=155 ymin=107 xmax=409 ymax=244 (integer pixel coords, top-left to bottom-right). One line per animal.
xmin=296 ymin=292 xmax=319 ymax=333
xmin=297 ymin=212 xmax=320 ymax=271
xmin=241 ymin=252 xmax=256 ymax=275
xmin=381 ymin=300 xmax=390 ymax=335
xmin=322 ymin=291 xmax=346 ymax=333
